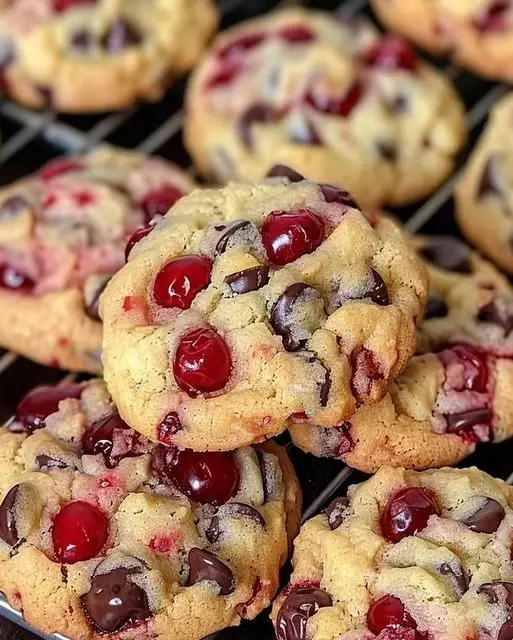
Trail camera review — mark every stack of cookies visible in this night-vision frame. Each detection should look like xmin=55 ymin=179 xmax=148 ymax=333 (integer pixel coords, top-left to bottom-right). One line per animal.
xmin=2 ymin=3 xmax=513 ymax=640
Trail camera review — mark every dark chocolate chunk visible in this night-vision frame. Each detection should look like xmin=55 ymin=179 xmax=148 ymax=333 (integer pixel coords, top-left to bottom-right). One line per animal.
xmin=445 ymin=408 xmax=492 ymax=435
xmin=376 ymin=140 xmax=397 ymax=161
xmin=238 ymin=103 xmax=277 ymax=148
xmin=478 ymin=154 xmax=505 ymax=199
xmin=213 ymin=219 xmax=258 ymax=257
xmin=425 ymin=292 xmax=448 ymax=319
xmin=270 ymin=283 xmax=325 ymax=352
xmin=0 ymin=196 xmax=32 ymax=219
xmin=477 ymin=297 xmax=513 ymax=335
xmin=460 ymin=497 xmax=505 ymax=533
xmin=319 ymin=184 xmax=358 ymax=208
xmin=35 ymin=454 xmax=71 ymax=470
xmin=266 ymin=165 xmax=305 ymax=183
xmin=70 ymin=29 xmax=95 ymax=52
xmin=478 ymin=581 xmax=513 ymax=640
xmin=84 ymin=277 xmax=110 ymax=321
xmin=0 ymin=484 xmax=20 ymax=546
xmin=419 ymin=236 xmax=472 ymax=274
xmin=80 ymin=566 xmax=150 ymax=633
xmin=36 ymin=86 xmax=53 ymax=108
xmin=317 ymin=424 xmax=354 ymax=458
xmin=101 ymin=19 xmax=142 ymax=52
xmin=275 ymin=588 xmax=332 ymax=640
xmin=439 ymin=562 xmax=469 ymax=599
xmin=186 ymin=548 xmax=235 ymax=595
xmin=390 ymin=93 xmax=408 ymax=114
xmin=225 ymin=265 xmax=269 ymax=295
xmin=289 ymin=119 xmax=321 ymax=145
xmin=206 ymin=503 xmax=266 ymax=542
xmin=0 ymin=37 xmax=14 ymax=69
xmin=325 ymin=497 xmax=349 ymax=530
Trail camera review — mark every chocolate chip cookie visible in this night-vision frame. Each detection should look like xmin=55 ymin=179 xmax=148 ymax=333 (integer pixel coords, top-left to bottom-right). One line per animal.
xmin=372 ymin=0 xmax=513 ymax=82
xmin=184 ymin=9 xmax=466 ymax=209
xmin=456 ymin=93 xmax=513 ymax=274
xmin=290 ymin=235 xmax=513 ymax=472
xmin=0 ymin=0 xmax=217 ymax=112
xmin=0 ymin=147 xmax=194 ymax=372
xmin=100 ymin=168 xmax=428 ymax=451
xmin=0 ymin=378 xmax=301 ymax=640
xmin=272 ymin=465 xmax=513 ymax=640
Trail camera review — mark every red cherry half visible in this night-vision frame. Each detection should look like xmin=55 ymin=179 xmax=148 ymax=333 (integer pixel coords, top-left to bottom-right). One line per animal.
xmin=125 ymin=223 xmax=154 ymax=261
xmin=39 ymin=157 xmax=84 ymax=180
xmin=260 ymin=208 xmax=324 ymax=265
xmin=153 ymin=255 xmax=212 ymax=310
xmin=367 ymin=595 xmax=425 ymax=638
xmin=52 ymin=501 xmax=108 ymax=563
xmin=173 ymin=327 xmax=231 ymax=396
xmin=278 ymin=25 xmax=314 ymax=43
xmin=0 ymin=263 xmax=35 ymax=294
xmin=153 ymin=447 xmax=239 ymax=505
xmin=363 ymin=36 xmax=418 ymax=72
xmin=474 ymin=1 xmax=510 ymax=32
xmin=217 ymin=32 xmax=266 ymax=59
xmin=140 ymin=185 xmax=183 ymax=223
xmin=14 ymin=384 xmax=82 ymax=433
xmin=380 ymin=487 xmax=439 ymax=543
xmin=305 ymin=81 xmax=364 ymax=118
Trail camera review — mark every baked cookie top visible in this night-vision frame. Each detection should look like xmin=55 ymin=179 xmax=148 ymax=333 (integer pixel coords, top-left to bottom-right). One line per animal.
xmin=456 ymin=93 xmax=513 ymax=274
xmin=0 ymin=0 xmax=218 ymax=112
xmin=0 ymin=379 xmax=301 ymax=640
xmin=371 ymin=0 xmax=513 ymax=82
xmin=184 ymin=8 xmax=466 ymax=209
xmin=272 ymin=465 xmax=513 ymax=640
xmin=0 ymin=147 xmax=194 ymax=372
xmin=100 ymin=169 xmax=428 ymax=451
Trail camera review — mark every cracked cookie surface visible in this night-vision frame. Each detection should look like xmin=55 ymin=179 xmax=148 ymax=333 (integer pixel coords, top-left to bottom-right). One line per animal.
xmin=0 ymin=147 xmax=194 ymax=372
xmin=290 ymin=235 xmax=513 ymax=472
xmin=184 ymin=8 xmax=466 ymax=209
xmin=456 ymin=93 xmax=513 ymax=274
xmin=100 ymin=170 xmax=427 ymax=451
xmin=272 ymin=465 xmax=513 ymax=640
xmin=372 ymin=0 xmax=513 ymax=83
xmin=0 ymin=0 xmax=217 ymax=112
xmin=0 ymin=378 xmax=301 ymax=640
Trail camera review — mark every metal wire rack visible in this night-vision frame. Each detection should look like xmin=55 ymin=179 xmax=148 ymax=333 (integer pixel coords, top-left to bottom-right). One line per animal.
xmin=0 ymin=0 xmax=512 ymax=637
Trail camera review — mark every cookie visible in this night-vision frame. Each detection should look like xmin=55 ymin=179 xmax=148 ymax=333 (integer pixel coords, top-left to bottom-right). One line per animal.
xmin=372 ymin=0 xmax=513 ymax=83
xmin=455 ymin=93 xmax=513 ymax=274
xmin=0 ymin=378 xmax=301 ymax=640
xmin=184 ymin=9 xmax=466 ymax=210
xmin=100 ymin=169 xmax=428 ymax=451
xmin=290 ymin=236 xmax=513 ymax=472
xmin=0 ymin=147 xmax=194 ymax=373
xmin=0 ymin=0 xmax=217 ymax=113
xmin=272 ymin=465 xmax=513 ymax=640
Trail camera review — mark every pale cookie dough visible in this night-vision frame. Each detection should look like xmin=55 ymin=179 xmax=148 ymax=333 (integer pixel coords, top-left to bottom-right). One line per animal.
xmin=456 ymin=93 xmax=513 ymax=275
xmin=290 ymin=234 xmax=513 ymax=472
xmin=372 ymin=0 xmax=513 ymax=82
xmin=184 ymin=8 xmax=466 ymax=209
xmin=0 ymin=378 xmax=301 ymax=640
xmin=272 ymin=465 xmax=513 ymax=640
xmin=100 ymin=168 xmax=428 ymax=451
xmin=0 ymin=147 xmax=194 ymax=372
xmin=0 ymin=0 xmax=217 ymax=112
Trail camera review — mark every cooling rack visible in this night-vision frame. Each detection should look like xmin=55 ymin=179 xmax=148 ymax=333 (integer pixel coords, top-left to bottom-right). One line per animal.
xmin=0 ymin=0 xmax=512 ymax=637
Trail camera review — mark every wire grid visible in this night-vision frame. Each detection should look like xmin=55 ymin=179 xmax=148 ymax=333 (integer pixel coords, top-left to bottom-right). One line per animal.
xmin=0 ymin=0 xmax=511 ymax=637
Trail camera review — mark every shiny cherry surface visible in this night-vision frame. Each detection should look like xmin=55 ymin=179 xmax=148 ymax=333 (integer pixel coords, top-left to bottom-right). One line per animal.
xmin=52 ymin=501 xmax=108 ymax=563
xmin=153 ymin=255 xmax=212 ymax=309
xmin=380 ymin=487 xmax=439 ymax=543
xmin=15 ymin=385 xmax=82 ymax=433
xmin=260 ymin=208 xmax=324 ymax=265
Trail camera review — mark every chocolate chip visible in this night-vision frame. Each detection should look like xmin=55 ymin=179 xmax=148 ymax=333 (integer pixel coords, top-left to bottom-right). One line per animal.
xmin=213 ymin=220 xmax=259 ymax=257
xmin=419 ymin=236 xmax=472 ymax=274
xmin=270 ymin=283 xmax=325 ymax=352
xmin=478 ymin=154 xmax=504 ymax=199
xmin=71 ymin=29 xmax=95 ymax=52
xmin=366 ymin=269 xmax=389 ymax=305
xmin=390 ymin=93 xmax=408 ymax=114
xmin=318 ymin=364 xmax=331 ymax=407
xmin=275 ymin=588 xmax=332 ymax=640
xmin=84 ymin=276 xmax=110 ymax=321
xmin=238 ymin=103 xmax=277 ymax=148
xmin=376 ymin=140 xmax=397 ymax=161
xmin=81 ymin=566 xmax=150 ymax=633
xmin=289 ymin=119 xmax=321 ymax=145
xmin=439 ymin=562 xmax=469 ymax=599
xmin=445 ymin=408 xmax=492 ymax=436
xmin=425 ymin=292 xmax=448 ymax=319
xmin=325 ymin=497 xmax=349 ymax=530
xmin=35 ymin=454 xmax=70 ymax=470
xmin=206 ymin=503 xmax=266 ymax=542
xmin=477 ymin=297 xmax=513 ymax=335
xmin=101 ymin=19 xmax=142 ymax=52
xmin=36 ymin=86 xmax=53 ymax=108
xmin=186 ymin=548 xmax=235 ymax=595
xmin=478 ymin=582 xmax=513 ymax=640
xmin=319 ymin=184 xmax=358 ymax=208
xmin=257 ymin=451 xmax=281 ymax=503
xmin=0 ymin=485 xmax=20 ymax=546
xmin=0 ymin=37 xmax=14 ymax=69
xmin=0 ymin=196 xmax=32 ymax=219
xmin=460 ymin=497 xmax=505 ymax=533
xmin=225 ymin=265 xmax=269 ymax=295
xmin=316 ymin=424 xmax=354 ymax=458
xmin=266 ymin=165 xmax=305 ymax=183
